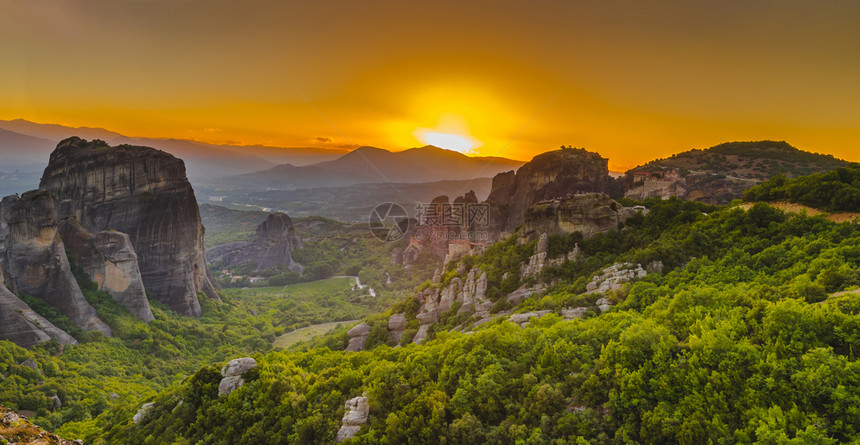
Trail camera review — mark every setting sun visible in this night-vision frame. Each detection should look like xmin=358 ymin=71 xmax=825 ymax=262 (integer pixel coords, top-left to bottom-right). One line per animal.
xmin=416 ymin=131 xmax=477 ymax=153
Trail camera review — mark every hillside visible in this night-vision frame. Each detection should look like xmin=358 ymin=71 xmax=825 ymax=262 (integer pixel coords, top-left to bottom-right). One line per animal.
xmin=99 ymin=195 xmax=860 ymax=444
xmin=743 ymin=165 xmax=860 ymax=212
xmin=624 ymin=141 xmax=851 ymax=204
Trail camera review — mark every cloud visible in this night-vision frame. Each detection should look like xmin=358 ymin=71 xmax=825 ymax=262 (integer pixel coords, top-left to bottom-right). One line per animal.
xmin=314 ymin=136 xmax=332 ymax=143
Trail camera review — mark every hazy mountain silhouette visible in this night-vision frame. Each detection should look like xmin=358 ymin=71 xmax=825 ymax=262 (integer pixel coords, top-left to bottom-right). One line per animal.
xmin=226 ymin=145 xmax=524 ymax=189
xmin=0 ymin=120 xmax=348 ymax=180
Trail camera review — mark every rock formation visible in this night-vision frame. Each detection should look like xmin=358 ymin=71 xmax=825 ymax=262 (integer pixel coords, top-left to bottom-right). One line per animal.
xmin=509 ymin=310 xmax=551 ymax=328
xmin=486 ymin=148 xmax=613 ymax=234
xmin=218 ymin=357 xmax=257 ymax=397
xmin=520 ymin=233 xmax=583 ymax=277
xmin=59 ymin=219 xmax=154 ymax=322
xmin=206 ymin=212 xmax=303 ymax=272
xmin=518 ymin=194 xmax=637 ymax=243
xmin=585 ymin=263 xmax=647 ymax=295
xmin=346 ymin=323 xmax=371 ymax=352
xmin=132 ymin=402 xmax=156 ymax=424
xmin=0 ymin=280 xmax=78 ymax=347
xmin=39 ymin=137 xmax=218 ymax=317
xmin=388 ymin=313 xmax=406 ymax=344
xmin=335 ymin=396 xmax=370 ymax=442
xmin=0 ymin=191 xmax=111 ymax=336
xmin=1 ymin=405 xmax=83 ymax=444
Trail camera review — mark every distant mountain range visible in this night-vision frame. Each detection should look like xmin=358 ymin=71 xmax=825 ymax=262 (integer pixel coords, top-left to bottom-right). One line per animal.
xmin=224 ymin=145 xmax=524 ymax=189
xmin=0 ymin=119 xmax=349 ymax=179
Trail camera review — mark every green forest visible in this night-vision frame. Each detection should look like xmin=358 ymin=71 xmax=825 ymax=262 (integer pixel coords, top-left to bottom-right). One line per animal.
xmin=743 ymin=166 xmax=860 ymax=212
xmin=109 ymin=197 xmax=860 ymax=443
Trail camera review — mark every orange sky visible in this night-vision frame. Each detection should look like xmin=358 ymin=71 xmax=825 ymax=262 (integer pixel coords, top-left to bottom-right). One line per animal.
xmin=2 ymin=0 xmax=860 ymax=170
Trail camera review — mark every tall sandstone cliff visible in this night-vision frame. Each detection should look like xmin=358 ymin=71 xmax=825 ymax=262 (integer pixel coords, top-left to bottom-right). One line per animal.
xmin=486 ymin=148 xmax=613 ymax=234
xmin=518 ymin=193 xmax=637 ymax=243
xmin=40 ymin=137 xmax=218 ymax=317
xmin=0 ymin=191 xmax=111 ymax=335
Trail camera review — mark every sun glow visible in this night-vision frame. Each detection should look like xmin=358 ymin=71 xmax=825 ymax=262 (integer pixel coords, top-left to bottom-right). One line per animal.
xmin=416 ymin=131 xmax=476 ymax=153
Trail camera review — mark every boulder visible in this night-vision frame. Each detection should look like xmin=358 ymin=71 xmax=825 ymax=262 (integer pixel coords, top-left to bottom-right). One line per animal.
xmin=218 ymin=357 xmax=258 ymax=396
xmin=346 ymin=323 xmax=371 ymax=352
xmin=509 ymin=310 xmax=550 ymax=327
xmin=596 ymin=297 xmax=612 ymax=313
xmin=20 ymin=358 xmax=38 ymax=370
xmin=388 ymin=314 xmax=406 ymax=343
xmin=561 ymin=307 xmax=588 ymax=320
xmin=335 ymin=396 xmax=370 ymax=442
xmin=221 ymin=357 xmax=258 ymax=377
xmin=132 ymin=402 xmax=155 ymax=424
xmin=50 ymin=395 xmax=62 ymax=410
xmin=218 ymin=375 xmax=244 ymax=397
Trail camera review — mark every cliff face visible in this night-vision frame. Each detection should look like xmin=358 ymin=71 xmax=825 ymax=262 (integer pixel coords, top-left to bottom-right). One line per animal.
xmin=40 ymin=137 xmax=218 ymax=317
xmin=486 ymin=148 xmax=611 ymax=234
xmin=518 ymin=193 xmax=637 ymax=243
xmin=0 ymin=191 xmax=111 ymax=335
xmin=0 ymin=280 xmax=78 ymax=347
xmin=206 ymin=212 xmax=303 ymax=272
xmin=59 ymin=219 xmax=154 ymax=322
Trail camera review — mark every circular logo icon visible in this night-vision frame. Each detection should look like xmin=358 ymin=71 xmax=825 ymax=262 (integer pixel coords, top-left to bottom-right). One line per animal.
xmin=369 ymin=202 xmax=409 ymax=242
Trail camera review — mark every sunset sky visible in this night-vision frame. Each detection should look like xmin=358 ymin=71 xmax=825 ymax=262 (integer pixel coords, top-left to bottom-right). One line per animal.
xmin=2 ymin=0 xmax=860 ymax=170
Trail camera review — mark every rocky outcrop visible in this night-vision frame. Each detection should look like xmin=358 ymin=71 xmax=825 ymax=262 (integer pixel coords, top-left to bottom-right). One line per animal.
xmin=518 ymin=194 xmax=637 ymax=243
xmin=206 ymin=212 xmax=303 ymax=272
xmin=509 ymin=310 xmax=551 ymax=328
xmin=132 ymin=402 xmax=156 ymax=424
xmin=388 ymin=314 xmax=406 ymax=344
xmin=1 ymin=405 xmax=83 ymax=444
xmin=561 ymin=307 xmax=588 ymax=320
xmin=505 ymin=284 xmax=548 ymax=305
xmin=218 ymin=357 xmax=257 ymax=397
xmin=0 ymin=280 xmax=77 ymax=347
xmin=486 ymin=148 xmax=613 ymax=234
xmin=59 ymin=219 xmax=154 ymax=322
xmin=410 ymin=266 xmax=493 ymax=344
xmin=413 ymin=309 xmax=439 ymax=344
xmin=520 ymin=232 xmax=583 ymax=278
xmin=346 ymin=323 xmax=371 ymax=352
xmin=0 ymin=191 xmax=111 ymax=336
xmin=335 ymin=396 xmax=370 ymax=442
xmin=585 ymin=262 xmax=647 ymax=295
xmin=39 ymin=137 xmax=218 ymax=317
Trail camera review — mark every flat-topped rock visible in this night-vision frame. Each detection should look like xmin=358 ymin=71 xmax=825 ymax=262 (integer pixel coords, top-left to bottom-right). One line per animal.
xmin=40 ymin=137 xmax=219 ymax=317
